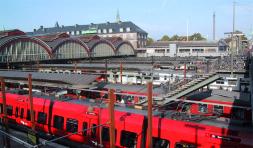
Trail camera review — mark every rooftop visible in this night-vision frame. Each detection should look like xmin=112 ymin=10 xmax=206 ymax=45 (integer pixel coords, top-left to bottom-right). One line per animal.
xmin=27 ymin=21 xmax=147 ymax=35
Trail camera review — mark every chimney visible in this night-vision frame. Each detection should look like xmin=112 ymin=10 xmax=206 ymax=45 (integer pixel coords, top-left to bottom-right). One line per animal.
xmin=33 ymin=29 xmax=36 ymax=32
xmin=75 ymin=24 xmax=78 ymax=27
xmin=107 ymin=21 xmax=110 ymax=24
xmin=62 ymin=25 xmax=64 ymax=28
xmin=40 ymin=26 xmax=43 ymax=29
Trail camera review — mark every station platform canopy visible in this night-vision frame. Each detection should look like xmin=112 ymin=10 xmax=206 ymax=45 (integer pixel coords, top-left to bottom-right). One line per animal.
xmin=0 ymin=70 xmax=100 ymax=89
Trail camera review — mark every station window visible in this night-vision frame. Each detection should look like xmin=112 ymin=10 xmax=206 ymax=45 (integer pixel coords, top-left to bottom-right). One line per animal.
xmin=15 ymin=107 xmax=19 ymax=118
xmin=175 ymin=142 xmax=196 ymax=148
xmin=152 ymin=137 xmax=170 ymax=148
xmin=102 ymin=126 xmax=117 ymax=142
xmin=198 ymin=104 xmax=207 ymax=113
xmin=20 ymin=108 xmax=24 ymax=119
xmin=6 ymin=105 xmax=13 ymax=116
xmin=120 ymin=130 xmax=137 ymax=147
xmin=37 ymin=112 xmax=47 ymax=124
xmin=66 ymin=118 xmax=78 ymax=133
xmin=213 ymin=105 xmax=223 ymax=114
xmin=53 ymin=115 xmax=64 ymax=130
xmin=83 ymin=122 xmax=88 ymax=136
xmin=26 ymin=110 xmax=35 ymax=121
xmin=91 ymin=124 xmax=97 ymax=138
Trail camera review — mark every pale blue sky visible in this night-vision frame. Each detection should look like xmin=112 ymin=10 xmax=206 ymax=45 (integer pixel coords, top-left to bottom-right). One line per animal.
xmin=1 ymin=0 xmax=253 ymax=40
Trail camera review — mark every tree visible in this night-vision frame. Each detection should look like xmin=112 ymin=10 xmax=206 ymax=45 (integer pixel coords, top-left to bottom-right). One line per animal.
xmin=241 ymin=35 xmax=248 ymax=40
xmin=189 ymin=33 xmax=206 ymax=41
xmin=160 ymin=35 xmax=170 ymax=41
xmin=147 ymin=37 xmax=154 ymax=46
xmin=170 ymin=35 xmax=179 ymax=41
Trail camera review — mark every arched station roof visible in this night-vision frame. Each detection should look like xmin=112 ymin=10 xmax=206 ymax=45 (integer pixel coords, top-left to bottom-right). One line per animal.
xmin=0 ymin=35 xmax=52 ymax=56
xmin=78 ymin=35 xmax=116 ymax=57
xmin=105 ymin=37 xmax=135 ymax=56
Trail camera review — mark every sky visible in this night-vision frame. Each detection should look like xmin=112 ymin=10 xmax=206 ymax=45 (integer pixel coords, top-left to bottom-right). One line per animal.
xmin=1 ymin=0 xmax=253 ymax=40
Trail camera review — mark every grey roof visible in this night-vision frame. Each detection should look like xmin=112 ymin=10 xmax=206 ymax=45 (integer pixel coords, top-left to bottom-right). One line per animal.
xmin=0 ymin=70 xmax=99 ymax=85
xmin=99 ymin=83 xmax=167 ymax=95
xmin=38 ymin=63 xmax=154 ymax=71
xmin=27 ymin=21 xmax=147 ymax=35
xmin=148 ymin=40 xmax=227 ymax=48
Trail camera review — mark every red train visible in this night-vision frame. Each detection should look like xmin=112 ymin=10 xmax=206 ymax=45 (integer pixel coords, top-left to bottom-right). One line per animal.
xmin=1 ymin=90 xmax=253 ymax=148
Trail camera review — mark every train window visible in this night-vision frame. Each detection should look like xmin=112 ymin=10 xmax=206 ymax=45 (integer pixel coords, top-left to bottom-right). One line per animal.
xmin=0 ymin=104 xmax=3 ymax=114
xmin=6 ymin=105 xmax=13 ymax=116
xmin=66 ymin=118 xmax=78 ymax=133
xmin=102 ymin=126 xmax=117 ymax=142
xmin=152 ymin=137 xmax=170 ymax=148
xmin=175 ymin=142 xmax=196 ymax=148
xmin=198 ymin=104 xmax=207 ymax=113
xmin=213 ymin=105 xmax=223 ymax=114
xmin=15 ymin=107 xmax=19 ymax=118
xmin=26 ymin=110 xmax=36 ymax=121
xmin=120 ymin=130 xmax=137 ymax=147
xmin=20 ymin=108 xmax=24 ymax=119
xmin=91 ymin=124 xmax=97 ymax=138
xmin=232 ymin=108 xmax=245 ymax=120
xmin=37 ymin=112 xmax=47 ymax=124
xmin=153 ymin=77 xmax=159 ymax=80
xmin=82 ymin=122 xmax=88 ymax=136
xmin=53 ymin=115 xmax=64 ymax=130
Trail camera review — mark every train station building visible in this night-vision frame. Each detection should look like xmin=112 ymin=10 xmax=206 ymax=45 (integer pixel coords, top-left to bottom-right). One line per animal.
xmin=0 ymin=29 xmax=135 ymax=64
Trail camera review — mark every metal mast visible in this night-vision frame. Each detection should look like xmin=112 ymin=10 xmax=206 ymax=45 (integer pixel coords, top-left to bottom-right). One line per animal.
xmin=213 ymin=12 xmax=216 ymax=40
xmin=231 ymin=1 xmax=236 ymax=77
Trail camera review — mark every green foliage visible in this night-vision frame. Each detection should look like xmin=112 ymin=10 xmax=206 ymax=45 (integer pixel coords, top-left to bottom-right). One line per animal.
xmin=147 ymin=37 xmax=154 ymax=46
xmin=160 ymin=35 xmax=170 ymax=41
xmin=170 ymin=35 xmax=179 ymax=41
xmin=189 ymin=33 xmax=206 ymax=41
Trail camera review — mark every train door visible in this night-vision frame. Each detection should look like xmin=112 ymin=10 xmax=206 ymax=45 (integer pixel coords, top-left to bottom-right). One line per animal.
xmin=17 ymin=102 xmax=27 ymax=126
xmin=83 ymin=112 xmax=99 ymax=146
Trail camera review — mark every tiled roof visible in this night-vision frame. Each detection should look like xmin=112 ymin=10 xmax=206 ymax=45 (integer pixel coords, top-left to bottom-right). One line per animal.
xmin=27 ymin=21 xmax=147 ymax=35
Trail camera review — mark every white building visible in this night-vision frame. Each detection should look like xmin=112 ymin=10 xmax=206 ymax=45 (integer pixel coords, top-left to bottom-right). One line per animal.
xmin=137 ymin=40 xmax=229 ymax=57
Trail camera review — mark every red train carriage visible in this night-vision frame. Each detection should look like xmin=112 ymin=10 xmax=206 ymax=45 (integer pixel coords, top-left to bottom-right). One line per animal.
xmin=0 ymin=91 xmax=253 ymax=148
xmin=188 ymin=95 xmax=252 ymax=122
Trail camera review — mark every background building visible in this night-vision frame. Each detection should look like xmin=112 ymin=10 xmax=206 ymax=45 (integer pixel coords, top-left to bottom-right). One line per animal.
xmin=27 ymin=21 xmax=148 ymax=49
xmin=136 ymin=40 xmax=229 ymax=57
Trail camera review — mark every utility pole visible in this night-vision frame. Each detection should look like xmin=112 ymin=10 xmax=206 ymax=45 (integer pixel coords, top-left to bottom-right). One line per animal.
xmin=108 ymin=89 xmax=115 ymax=148
xmin=28 ymin=74 xmax=35 ymax=131
xmin=27 ymin=74 xmax=39 ymax=145
xmin=213 ymin=12 xmax=216 ymax=41
xmin=147 ymin=81 xmax=153 ymax=148
xmin=1 ymin=78 xmax=11 ymax=148
xmin=120 ymin=62 xmax=123 ymax=84
xmin=105 ymin=59 xmax=108 ymax=83
xmin=187 ymin=20 xmax=189 ymax=42
xmin=231 ymin=1 xmax=236 ymax=77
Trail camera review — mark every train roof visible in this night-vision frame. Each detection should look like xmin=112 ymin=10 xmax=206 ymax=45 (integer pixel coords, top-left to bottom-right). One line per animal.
xmin=187 ymin=90 xmax=251 ymax=106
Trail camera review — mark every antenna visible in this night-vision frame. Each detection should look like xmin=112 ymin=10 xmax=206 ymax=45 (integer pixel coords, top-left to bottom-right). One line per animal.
xmin=213 ymin=12 xmax=216 ymax=40
xmin=187 ymin=20 xmax=189 ymax=41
